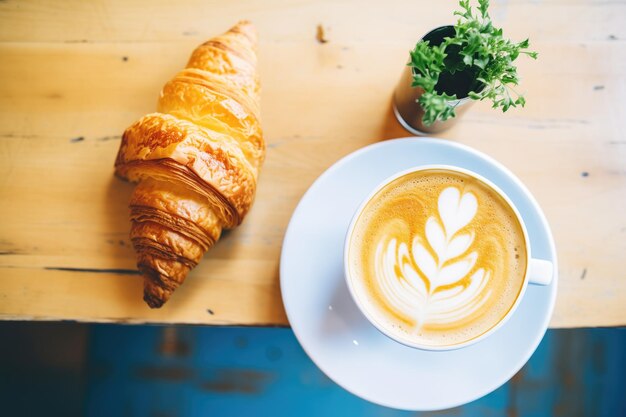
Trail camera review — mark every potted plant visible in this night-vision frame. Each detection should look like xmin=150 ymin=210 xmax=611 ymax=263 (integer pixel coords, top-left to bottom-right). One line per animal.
xmin=393 ymin=0 xmax=538 ymax=134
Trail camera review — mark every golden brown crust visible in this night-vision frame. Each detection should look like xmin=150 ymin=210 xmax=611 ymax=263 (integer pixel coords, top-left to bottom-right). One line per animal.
xmin=130 ymin=179 xmax=221 ymax=246
xmin=186 ymin=20 xmax=259 ymax=102
xmin=114 ymin=21 xmax=263 ymax=308
xmin=116 ymin=113 xmax=257 ymax=224
xmin=157 ymin=73 xmax=264 ymax=173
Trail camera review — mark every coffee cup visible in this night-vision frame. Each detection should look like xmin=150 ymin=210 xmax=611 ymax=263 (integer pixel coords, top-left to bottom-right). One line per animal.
xmin=344 ymin=165 xmax=553 ymax=351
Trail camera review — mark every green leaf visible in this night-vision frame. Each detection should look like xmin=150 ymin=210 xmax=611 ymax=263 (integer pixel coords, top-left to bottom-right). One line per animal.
xmin=478 ymin=0 xmax=490 ymax=17
xmin=474 ymin=57 xmax=488 ymax=69
xmin=412 ymin=74 xmax=437 ymax=91
xmin=419 ymin=91 xmax=458 ymax=126
xmin=455 ymin=0 xmax=472 ymax=19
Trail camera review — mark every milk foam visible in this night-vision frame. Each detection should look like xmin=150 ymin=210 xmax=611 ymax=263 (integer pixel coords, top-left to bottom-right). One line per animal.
xmin=374 ymin=186 xmax=493 ymax=329
xmin=349 ymin=170 xmax=527 ymax=347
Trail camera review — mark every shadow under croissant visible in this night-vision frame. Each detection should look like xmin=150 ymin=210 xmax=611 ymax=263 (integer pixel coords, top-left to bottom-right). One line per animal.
xmin=103 ymin=175 xmax=145 ymax=308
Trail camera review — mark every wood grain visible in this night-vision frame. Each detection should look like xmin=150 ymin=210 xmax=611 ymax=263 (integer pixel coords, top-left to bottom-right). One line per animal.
xmin=0 ymin=0 xmax=624 ymax=327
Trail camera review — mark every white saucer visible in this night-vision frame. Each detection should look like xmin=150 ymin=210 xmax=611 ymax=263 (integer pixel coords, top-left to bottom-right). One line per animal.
xmin=280 ymin=138 xmax=558 ymax=411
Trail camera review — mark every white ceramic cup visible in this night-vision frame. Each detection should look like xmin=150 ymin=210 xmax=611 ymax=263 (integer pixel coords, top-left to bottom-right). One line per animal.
xmin=344 ymin=164 xmax=553 ymax=351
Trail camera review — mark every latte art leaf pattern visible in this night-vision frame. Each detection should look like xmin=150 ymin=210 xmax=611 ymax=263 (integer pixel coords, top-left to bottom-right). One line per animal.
xmin=375 ymin=186 xmax=492 ymax=328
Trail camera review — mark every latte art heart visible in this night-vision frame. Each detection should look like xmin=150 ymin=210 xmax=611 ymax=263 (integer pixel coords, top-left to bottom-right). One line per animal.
xmin=348 ymin=169 xmax=527 ymax=347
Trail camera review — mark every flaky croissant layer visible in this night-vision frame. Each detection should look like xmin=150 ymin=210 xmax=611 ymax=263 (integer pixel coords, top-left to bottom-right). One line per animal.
xmin=115 ymin=21 xmax=264 ymax=308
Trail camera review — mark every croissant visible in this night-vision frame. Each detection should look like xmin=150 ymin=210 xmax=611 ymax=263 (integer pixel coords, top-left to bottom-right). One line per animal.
xmin=114 ymin=21 xmax=264 ymax=308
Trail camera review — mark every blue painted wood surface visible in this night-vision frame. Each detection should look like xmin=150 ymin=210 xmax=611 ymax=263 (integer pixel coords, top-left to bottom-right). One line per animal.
xmin=86 ymin=326 xmax=626 ymax=417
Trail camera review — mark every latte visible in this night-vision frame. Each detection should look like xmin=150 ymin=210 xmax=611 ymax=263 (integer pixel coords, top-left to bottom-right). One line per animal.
xmin=347 ymin=169 xmax=527 ymax=347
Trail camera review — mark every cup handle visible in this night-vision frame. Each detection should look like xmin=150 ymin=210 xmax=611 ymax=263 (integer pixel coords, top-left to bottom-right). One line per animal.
xmin=528 ymin=259 xmax=553 ymax=286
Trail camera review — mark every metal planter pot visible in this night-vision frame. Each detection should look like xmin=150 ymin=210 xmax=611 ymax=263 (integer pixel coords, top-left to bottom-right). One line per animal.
xmin=393 ymin=25 xmax=477 ymax=135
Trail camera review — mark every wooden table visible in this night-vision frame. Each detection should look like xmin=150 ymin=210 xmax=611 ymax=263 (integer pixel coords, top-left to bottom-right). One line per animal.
xmin=1 ymin=0 xmax=624 ymax=327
